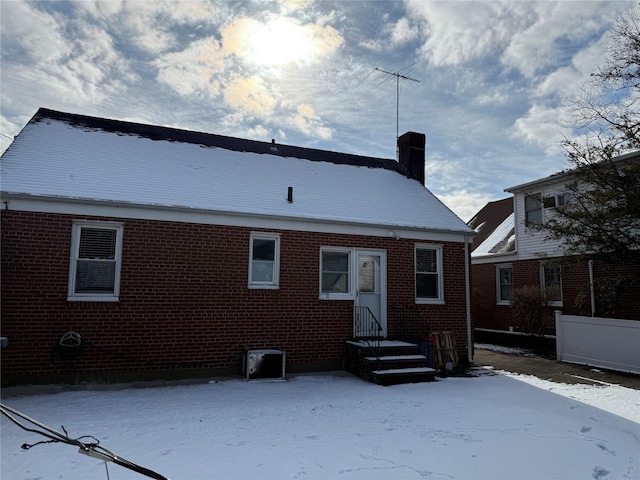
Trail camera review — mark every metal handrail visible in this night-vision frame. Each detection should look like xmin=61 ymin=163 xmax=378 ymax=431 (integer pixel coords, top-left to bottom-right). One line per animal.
xmin=353 ymin=305 xmax=383 ymax=339
xmin=353 ymin=305 xmax=383 ymax=372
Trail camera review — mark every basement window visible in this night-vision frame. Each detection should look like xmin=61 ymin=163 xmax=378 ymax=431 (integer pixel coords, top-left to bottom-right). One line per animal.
xmin=68 ymin=221 xmax=123 ymax=302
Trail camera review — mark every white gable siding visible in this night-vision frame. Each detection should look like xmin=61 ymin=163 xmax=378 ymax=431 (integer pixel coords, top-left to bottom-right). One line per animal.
xmin=513 ymin=185 xmax=567 ymax=261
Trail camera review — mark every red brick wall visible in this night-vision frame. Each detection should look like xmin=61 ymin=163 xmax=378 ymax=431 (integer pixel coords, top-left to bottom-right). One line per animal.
xmin=472 ymin=258 xmax=640 ymax=333
xmin=471 ymin=263 xmax=513 ymax=330
xmin=1 ymin=210 xmax=470 ymax=385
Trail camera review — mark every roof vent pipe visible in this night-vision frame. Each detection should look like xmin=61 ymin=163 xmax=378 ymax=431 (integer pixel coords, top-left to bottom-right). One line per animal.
xmin=287 ymin=186 xmax=293 ymax=203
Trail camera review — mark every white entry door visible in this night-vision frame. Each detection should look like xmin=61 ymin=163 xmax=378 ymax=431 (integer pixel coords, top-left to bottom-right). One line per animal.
xmin=355 ymin=250 xmax=386 ymax=337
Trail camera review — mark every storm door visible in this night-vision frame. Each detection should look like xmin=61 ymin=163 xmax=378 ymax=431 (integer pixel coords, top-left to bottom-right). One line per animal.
xmin=354 ymin=250 xmax=387 ymax=337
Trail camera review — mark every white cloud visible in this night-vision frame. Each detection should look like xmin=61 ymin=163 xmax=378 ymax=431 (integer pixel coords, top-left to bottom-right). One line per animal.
xmin=0 ymin=114 xmax=25 ymax=154
xmin=511 ymin=104 xmax=568 ymax=155
xmin=247 ymin=124 xmax=270 ymax=140
xmin=389 ymin=17 xmax=419 ymax=47
xmin=406 ymin=0 xmax=524 ymax=66
xmin=405 ymin=0 xmax=628 ymax=80
xmin=223 ymin=77 xmax=277 ymax=117
xmin=436 ymin=190 xmax=497 ymax=223
xmin=473 ymin=90 xmax=512 ymax=107
xmin=71 ymin=0 xmax=124 ymax=18
xmin=0 ymin=3 xmax=134 ymax=113
xmin=535 ymin=37 xmax=606 ymax=100
xmin=277 ymin=0 xmax=314 ymax=15
xmin=1 ymin=1 xmax=72 ymax=63
xmin=154 ymin=37 xmax=224 ymax=97
xmin=292 ymin=104 xmax=332 ymax=139
xmin=73 ymin=0 xmax=218 ymax=54
xmin=359 ymin=39 xmax=383 ymax=52
xmin=501 ymin=1 xmax=621 ymax=78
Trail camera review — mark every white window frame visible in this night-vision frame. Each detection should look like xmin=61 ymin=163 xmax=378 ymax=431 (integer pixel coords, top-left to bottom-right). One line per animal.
xmin=248 ymin=232 xmax=280 ymax=289
xmin=319 ymin=247 xmax=353 ymax=300
xmin=540 ymin=262 xmax=562 ymax=307
xmin=68 ymin=221 xmax=123 ymax=302
xmin=415 ymin=244 xmax=444 ymax=304
xmin=496 ymin=264 xmax=514 ymax=305
xmin=525 ymin=193 xmax=543 ymax=226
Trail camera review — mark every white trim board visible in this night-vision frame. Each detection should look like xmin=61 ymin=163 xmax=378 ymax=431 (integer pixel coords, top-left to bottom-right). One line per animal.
xmin=2 ymin=196 xmax=471 ymax=243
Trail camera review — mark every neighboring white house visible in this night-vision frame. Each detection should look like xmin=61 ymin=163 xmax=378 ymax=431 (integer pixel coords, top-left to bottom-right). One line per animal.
xmin=470 ymin=150 xmax=640 ymax=333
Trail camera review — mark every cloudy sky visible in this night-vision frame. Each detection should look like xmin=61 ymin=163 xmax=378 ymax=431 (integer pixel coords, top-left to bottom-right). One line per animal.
xmin=0 ymin=0 xmax=635 ymax=220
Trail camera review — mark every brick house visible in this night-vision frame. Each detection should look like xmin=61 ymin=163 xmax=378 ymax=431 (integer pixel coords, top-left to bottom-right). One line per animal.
xmin=0 ymin=108 xmax=474 ymax=386
xmin=470 ymin=151 xmax=640 ymax=334
xmin=467 ymin=198 xmax=515 ymax=331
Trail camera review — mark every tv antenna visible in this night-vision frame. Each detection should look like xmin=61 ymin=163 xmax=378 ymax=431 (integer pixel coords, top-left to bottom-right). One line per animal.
xmin=371 ymin=66 xmax=421 ymax=144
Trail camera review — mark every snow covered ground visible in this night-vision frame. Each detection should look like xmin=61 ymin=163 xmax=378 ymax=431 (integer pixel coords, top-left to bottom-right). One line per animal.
xmin=2 ymin=366 xmax=639 ymax=480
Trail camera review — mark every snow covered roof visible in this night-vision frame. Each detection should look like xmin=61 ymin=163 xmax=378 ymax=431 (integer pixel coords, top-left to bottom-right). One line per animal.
xmin=471 ymin=213 xmax=516 ymax=258
xmin=1 ymin=109 xmax=473 ymax=235
xmin=467 ymin=197 xmax=512 ymax=253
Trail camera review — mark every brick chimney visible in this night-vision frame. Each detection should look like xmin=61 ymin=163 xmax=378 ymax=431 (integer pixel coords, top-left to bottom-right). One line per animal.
xmin=398 ymin=132 xmax=426 ymax=185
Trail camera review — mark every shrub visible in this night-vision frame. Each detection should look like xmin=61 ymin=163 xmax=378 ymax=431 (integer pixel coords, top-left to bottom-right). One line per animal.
xmin=511 ymin=285 xmax=553 ymax=340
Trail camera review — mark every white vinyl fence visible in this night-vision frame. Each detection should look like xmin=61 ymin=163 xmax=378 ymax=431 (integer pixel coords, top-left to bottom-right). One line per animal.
xmin=555 ymin=311 xmax=640 ymax=374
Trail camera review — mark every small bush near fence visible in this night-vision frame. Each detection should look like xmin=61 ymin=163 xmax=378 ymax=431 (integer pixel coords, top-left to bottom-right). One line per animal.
xmin=511 ymin=285 xmax=554 ymax=352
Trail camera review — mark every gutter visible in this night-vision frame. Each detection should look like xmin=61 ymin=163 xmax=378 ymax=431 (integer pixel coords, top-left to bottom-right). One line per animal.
xmin=465 ymin=235 xmax=473 ymax=363
xmin=589 ymin=259 xmax=596 ymax=317
xmin=1 ymin=192 xmax=475 ymax=239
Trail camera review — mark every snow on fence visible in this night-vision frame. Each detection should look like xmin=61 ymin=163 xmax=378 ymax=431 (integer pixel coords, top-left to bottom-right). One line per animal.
xmin=555 ymin=311 xmax=640 ymax=374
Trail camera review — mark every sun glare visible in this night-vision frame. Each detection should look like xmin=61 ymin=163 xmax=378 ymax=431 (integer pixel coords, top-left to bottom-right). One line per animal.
xmin=248 ymin=18 xmax=314 ymax=65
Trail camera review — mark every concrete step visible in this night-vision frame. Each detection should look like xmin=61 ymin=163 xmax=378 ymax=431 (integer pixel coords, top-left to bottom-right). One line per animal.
xmin=347 ymin=340 xmax=422 ymax=357
xmin=364 ymin=354 xmax=429 ymax=371
xmin=345 ymin=340 xmax=437 ymax=386
xmin=370 ymin=366 xmax=437 ymax=386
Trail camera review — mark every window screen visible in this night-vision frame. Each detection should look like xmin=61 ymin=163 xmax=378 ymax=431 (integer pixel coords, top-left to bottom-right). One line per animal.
xmin=249 ymin=234 xmax=280 ymax=288
xmin=251 ymin=238 xmax=276 ymax=283
xmin=415 ymin=247 xmax=440 ymax=299
xmin=321 ymin=251 xmax=350 ymax=294
xmin=525 ymin=194 xmax=543 ymax=225
xmin=498 ymin=266 xmax=513 ymax=303
xmin=71 ymin=225 xmax=121 ymax=297
xmin=542 ymin=263 xmax=562 ymax=303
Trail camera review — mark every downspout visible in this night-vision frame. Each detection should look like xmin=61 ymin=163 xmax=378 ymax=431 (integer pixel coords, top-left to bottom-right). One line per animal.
xmin=588 ymin=259 xmax=596 ymax=317
xmin=464 ymin=235 xmax=473 ymax=364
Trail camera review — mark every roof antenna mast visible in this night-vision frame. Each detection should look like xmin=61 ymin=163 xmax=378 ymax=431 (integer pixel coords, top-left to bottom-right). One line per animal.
xmin=374 ymin=66 xmax=420 ymax=157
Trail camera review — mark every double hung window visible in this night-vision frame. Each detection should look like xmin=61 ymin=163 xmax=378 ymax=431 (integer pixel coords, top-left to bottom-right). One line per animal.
xmin=249 ymin=233 xmax=280 ymax=288
xmin=415 ymin=245 xmax=444 ymax=303
xmin=320 ymin=248 xmax=351 ymax=298
xmin=525 ymin=194 xmax=543 ymax=225
xmin=68 ymin=221 xmax=123 ymax=301
xmin=541 ymin=263 xmax=562 ymax=305
xmin=496 ymin=265 xmax=514 ymax=304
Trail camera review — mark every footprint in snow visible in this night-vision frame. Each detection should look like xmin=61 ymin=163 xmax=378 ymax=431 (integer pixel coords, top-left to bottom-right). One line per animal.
xmin=592 ymin=465 xmax=610 ymax=479
xmin=581 ymin=426 xmax=592 ymax=433
xmin=596 ymin=443 xmax=616 ymax=455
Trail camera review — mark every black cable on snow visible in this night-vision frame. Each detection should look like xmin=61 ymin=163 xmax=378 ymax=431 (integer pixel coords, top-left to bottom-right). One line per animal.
xmin=0 ymin=403 xmax=170 ymax=480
